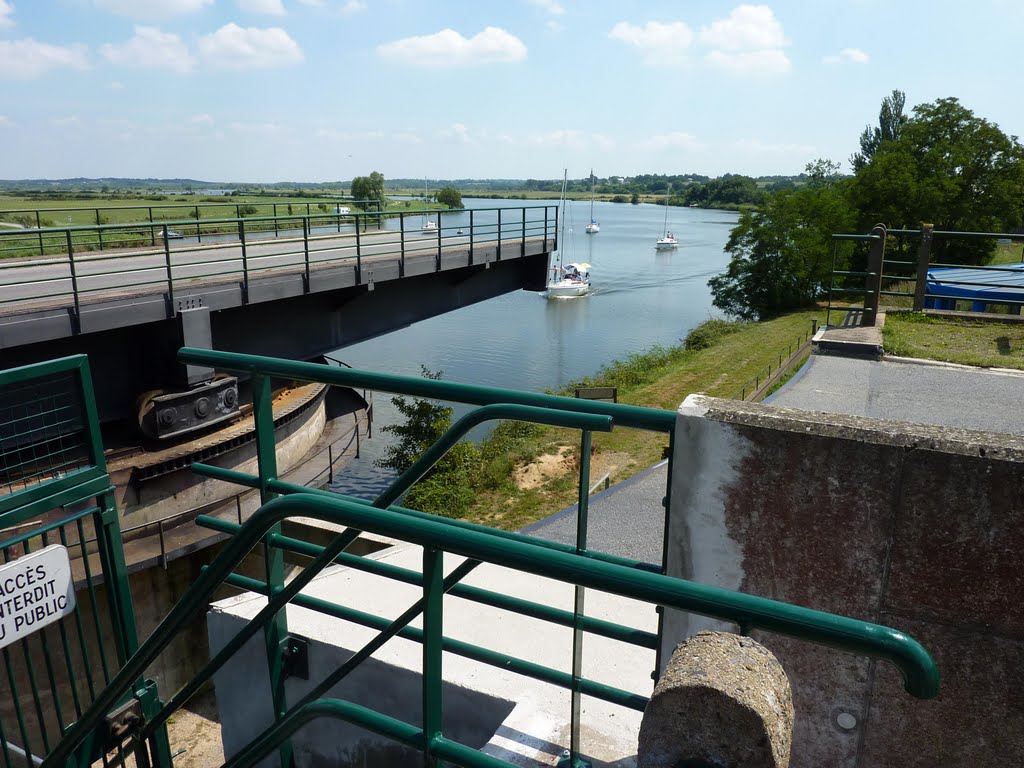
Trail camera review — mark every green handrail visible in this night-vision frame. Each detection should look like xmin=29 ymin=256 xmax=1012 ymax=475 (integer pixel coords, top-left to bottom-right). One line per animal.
xmin=177 ymin=347 xmax=676 ymax=433
xmin=42 ymin=492 xmax=938 ymax=768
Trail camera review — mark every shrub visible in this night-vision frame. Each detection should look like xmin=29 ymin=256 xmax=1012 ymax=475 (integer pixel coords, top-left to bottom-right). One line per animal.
xmin=684 ymin=319 xmax=745 ymax=351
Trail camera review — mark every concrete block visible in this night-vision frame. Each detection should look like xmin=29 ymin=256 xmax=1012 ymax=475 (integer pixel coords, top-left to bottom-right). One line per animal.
xmin=638 ymin=631 xmax=793 ymax=768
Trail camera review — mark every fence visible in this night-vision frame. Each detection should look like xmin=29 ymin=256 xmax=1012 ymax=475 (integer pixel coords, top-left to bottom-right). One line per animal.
xmin=827 ymin=224 xmax=1024 ymax=327
xmin=732 ymin=320 xmax=818 ymax=401
xmin=39 ymin=350 xmax=938 ymax=768
xmin=0 ymin=355 xmax=168 ymax=768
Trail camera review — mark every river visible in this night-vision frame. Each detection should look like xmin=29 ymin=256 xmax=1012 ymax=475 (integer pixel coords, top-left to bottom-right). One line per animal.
xmin=329 ymin=197 xmax=739 ymax=497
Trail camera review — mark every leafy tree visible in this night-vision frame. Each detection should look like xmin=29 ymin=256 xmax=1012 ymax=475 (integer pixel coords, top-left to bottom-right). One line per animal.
xmin=435 ymin=186 xmax=464 ymax=209
xmin=630 ymin=191 xmax=640 ymax=205
xmin=851 ymin=97 xmax=1024 ymax=263
xmin=709 ymin=162 xmax=856 ymax=320
xmin=851 ymin=89 xmax=908 ymax=172
xmin=350 ymin=171 xmax=388 ymax=208
xmin=375 ymin=368 xmax=477 ymax=518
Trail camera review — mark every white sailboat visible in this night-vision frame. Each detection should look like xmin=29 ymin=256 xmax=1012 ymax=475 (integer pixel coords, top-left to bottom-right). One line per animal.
xmin=547 ymin=170 xmax=592 ymax=298
xmin=655 ymin=187 xmax=678 ymax=250
xmin=421 ymin=177 xmax=438 ymax=234
xmin=585 ymin=170 xmax=600 ymax=234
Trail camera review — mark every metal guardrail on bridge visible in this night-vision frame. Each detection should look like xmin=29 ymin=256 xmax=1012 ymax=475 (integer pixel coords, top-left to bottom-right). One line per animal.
xmin=0 ymin=205 xmax=560 ymax=335
xmin=39 ymin=350 xmax=938 ymax=768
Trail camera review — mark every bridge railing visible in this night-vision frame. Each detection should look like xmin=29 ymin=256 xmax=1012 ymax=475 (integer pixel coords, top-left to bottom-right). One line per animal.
xmin=0 ymin=205 xmax=559 ymax=330
xmin=827 ymin=225 xmax=1024 ymax=326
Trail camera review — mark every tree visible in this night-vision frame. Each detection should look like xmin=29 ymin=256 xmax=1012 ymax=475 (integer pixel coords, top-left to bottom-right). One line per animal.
xmin=850 ymin=89 xmax=907 ymax=171
xmin=851 ymin=97 xmax=1024 ymax=263
xmin=435 ymin=186 xmax=464 ymax=209
xmin=708 ymin=165 xmax=857 ymax=320
xmin=630 ymin=191 xmax=640 ymax=205
xmin=375 ymin=368 xmax=477 ymax=518
xmin=350 ymin=171 xmax=388 ymax=208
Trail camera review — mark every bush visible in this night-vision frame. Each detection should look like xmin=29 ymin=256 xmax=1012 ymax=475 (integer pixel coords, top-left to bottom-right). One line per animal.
xmin=684 ymin=319 xmax=744 ymax=351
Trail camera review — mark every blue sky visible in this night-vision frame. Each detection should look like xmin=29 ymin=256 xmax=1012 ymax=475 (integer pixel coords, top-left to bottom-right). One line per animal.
xmin=1 ymin=0 xmax=1022 ymax=182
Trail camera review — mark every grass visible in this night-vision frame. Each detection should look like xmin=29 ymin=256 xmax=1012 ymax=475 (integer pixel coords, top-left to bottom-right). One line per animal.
xmin=883 ymin=312 xmax=1024 ymax=369
xmin=463 ymin=309 xmax=824 ymax=530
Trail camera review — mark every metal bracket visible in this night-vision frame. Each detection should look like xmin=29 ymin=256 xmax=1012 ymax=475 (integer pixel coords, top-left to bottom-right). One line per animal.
xmin=104 ymin=697 xmax=143 ymax=748
xmin=282 ymin=634 xmax=310 ymax=680
xmin=557 ymin=749 xmax=592 ymax=768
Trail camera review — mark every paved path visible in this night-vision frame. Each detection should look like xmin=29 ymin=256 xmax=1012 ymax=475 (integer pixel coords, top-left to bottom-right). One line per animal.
xmin=522 ymin=461 xmax=667 ymax=565
xmin=770 ymin=354 xmax=1024 ymax=436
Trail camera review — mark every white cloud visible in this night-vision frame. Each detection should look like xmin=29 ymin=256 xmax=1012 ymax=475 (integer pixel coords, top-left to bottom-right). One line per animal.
xmin=528 ymin=0 xmax=564 ymax=16
xmin=238 ymin=0 xmax=286 ymax=15
xmin=823 ymin=47 xmax=869 ymax=65
xmin=0 ymin=1 xmax=14 ymax=28
xmin=316 ymin=126 xmax=352 ymax=141
xmin=51 ymin=116 xmax=81 ymax=127
xmin=699 ymin=4 xmax=786 ymax=51
xmin=191 ymin=113 xmax=215 ymax=124
xmin=440 ymin=122 xmax=470 ymax=143
xmin=608 ymin=21 xmax=694 ymax=66
xmin=392 ymin=131 xmax=422 ymax=143
xmin=297 ymin=0 xmax=326 ymax=5
xmin=699 ymin=5 xmax=790 ymax=75
xmin=93 ymin=0 xmax=213 ymax=21
xmin=705 ymin=48 xmax=790 ymax=75
xmin=340 ymin=0 xmax=366 ymax=15
xmin=644 ymin=131 xmax=702 ymax=150
xmin=109 ymin=80 xmax=124 ymax=90
xmin=497 ymin=134 xmax=515 ymax=145
xmin=0 ymin=39 xmax=89 ymax=79
xmin=0 ymin=115 xmax=11 ymax=127
xmin=197 ymin=24 xmax=304 ymax=70
xmin=101 ymin=27 xmax=195 ymax=73
xmin=377 ymin=27 xmax=526 ymax=68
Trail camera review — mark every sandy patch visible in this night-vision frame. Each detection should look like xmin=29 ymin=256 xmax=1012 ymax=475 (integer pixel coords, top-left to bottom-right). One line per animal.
xmin=514 ymin=448 xmax=633 ymax=492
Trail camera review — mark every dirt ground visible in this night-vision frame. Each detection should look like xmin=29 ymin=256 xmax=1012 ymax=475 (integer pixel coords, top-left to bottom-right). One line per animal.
xmin=165 ymin=690 xmax=223 ymax=768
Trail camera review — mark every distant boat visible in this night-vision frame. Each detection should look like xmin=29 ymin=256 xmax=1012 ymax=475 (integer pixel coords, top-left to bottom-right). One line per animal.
xmin=421 ymin=177 xmax=437 ymax=233
xmin=655 ymin=188 xmax=679 ymax=250
xmin=585 ymin=169 xmax=600 ymax=234
xmin=162 ymin=229 xmax=184 ymax=240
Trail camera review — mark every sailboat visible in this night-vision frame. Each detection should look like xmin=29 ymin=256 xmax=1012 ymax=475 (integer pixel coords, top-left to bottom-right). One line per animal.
xmin=655 ymin=186 xmax=678 ymax=250
xmin=585 ymin=170 xmax=600 ymax=234
xmin=421 ymin=177 xmax=438 ymax=234
xmin=548 ymin=170 xmax=592 ymax=298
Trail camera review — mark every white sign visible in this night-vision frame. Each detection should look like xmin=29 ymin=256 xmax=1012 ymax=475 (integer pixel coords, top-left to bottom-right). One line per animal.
xmin=0 ymin=545 xmax=76 ymax=649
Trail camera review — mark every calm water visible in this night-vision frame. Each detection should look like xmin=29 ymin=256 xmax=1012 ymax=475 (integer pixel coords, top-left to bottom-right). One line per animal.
xmin=330 ymin=197 xmax=738 ymax=496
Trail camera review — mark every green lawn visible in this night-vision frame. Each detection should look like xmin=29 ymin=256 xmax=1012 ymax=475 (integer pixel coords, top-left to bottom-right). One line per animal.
xmin=465 ymin=309 xmax=824 ymax=530
xmin=883 ymin=312 xmax=1024 ymax=369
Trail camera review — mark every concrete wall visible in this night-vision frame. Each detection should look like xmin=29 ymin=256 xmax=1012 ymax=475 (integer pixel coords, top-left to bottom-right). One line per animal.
xmin=664 ymin=395 xmax=1024 ymax=768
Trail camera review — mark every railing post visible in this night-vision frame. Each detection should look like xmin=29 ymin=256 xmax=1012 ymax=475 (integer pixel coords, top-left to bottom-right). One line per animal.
xmin=469 ymin=209 xmax=474 ymax=266
xmin=95 ymin=208 xmax=103 ymax=250
xmin=355 ymin=215 xmax=362 ymax=283
xmin=36 ymin=210 xmax=43 ymax=254
xmin=436 ymin=210 xmax=442 ymax=269
xmin=497 ymin=208 xmax=502 ymax=261
xmin=522 ymin=207 xmax=527 ymax=256
xmin=196 ymin=205 xmax=202 ymax=243
xmin=302 ymin=216 xmax=311 ymax=292
xmin=273 ymin=203 xmax=279 ymax=238
xmin=162 ymin=225 xmax=175 ymax=314
xmin=913 ymin=223 xmax=934 ymax=311
xmin=399 ymin=213 xmax=406 ymax=277
xmin=544 ymin=206 xmax=549 ymax=251
xmin=239 ymin=219 xmax=249 ymax=303
xmin=566 ymin=429 xmax=592 ymax=768
xmin=355 ymin=422 xmax=360 ymax=458
xmin=862 ymin=223 xmax=887 ymax=326
xmin=422 ymin=546 xmax=444 ymax=767
xmin=251 ymin=373 xmax=294 ymax=767
xmin=66 ymin=230 xmax=81 ymax=334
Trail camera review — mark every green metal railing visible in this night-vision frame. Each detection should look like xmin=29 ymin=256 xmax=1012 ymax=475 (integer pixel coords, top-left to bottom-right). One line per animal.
xmin=0 ymin=205 xmax=559 ymax=334
xmin=0 ymin=355 xmax=169 ymax=768
xmin=39 ymin=350 xmax=939 ymax=768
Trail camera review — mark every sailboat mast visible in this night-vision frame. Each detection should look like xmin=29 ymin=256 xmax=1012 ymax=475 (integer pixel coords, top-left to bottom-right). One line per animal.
xmin=589 ymin=169 xmax=594 ymax=222
xmin=557 ymin=169 xmax=567 ymax=273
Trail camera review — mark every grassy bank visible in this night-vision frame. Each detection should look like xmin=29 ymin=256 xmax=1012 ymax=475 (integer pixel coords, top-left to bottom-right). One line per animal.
xmin=462 ymin=309 xmax=823 ymax=530
xmin=883 ymin=312 xmax=1024 ymax=369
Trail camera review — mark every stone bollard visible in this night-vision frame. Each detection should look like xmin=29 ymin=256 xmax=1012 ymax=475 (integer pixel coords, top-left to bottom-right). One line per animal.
xmin=637 ymin=631 xmax=794 ymax=768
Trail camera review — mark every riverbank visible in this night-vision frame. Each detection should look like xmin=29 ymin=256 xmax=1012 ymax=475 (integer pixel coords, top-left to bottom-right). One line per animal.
xmin=462 ymin=308 xmax=824 ymax=530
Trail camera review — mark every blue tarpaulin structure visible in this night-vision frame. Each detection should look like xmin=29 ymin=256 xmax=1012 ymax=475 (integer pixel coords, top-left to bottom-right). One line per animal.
xmin=925 ymin=263 xmax=1024 ymax=312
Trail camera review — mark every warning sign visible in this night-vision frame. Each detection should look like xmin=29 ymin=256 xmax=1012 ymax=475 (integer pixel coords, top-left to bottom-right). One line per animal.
xmin=0 ymin=544 xmax=76 ymax=650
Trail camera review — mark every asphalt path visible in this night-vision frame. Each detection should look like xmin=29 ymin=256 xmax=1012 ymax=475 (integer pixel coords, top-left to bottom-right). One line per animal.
xmin=770 ymin=354 xmax=1024 ymax=436
xmin=0 ymin=228 xmax=501 ymax=312
xmin=521 ymin=461 xmax=667 ymax=565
